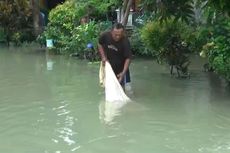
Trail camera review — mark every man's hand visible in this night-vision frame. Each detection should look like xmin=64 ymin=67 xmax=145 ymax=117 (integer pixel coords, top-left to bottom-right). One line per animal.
xmin=102 ymin=57 xmax=107 ymax=66
xmin=117 ymin=72 xmax=125 ymax=83
xmin=98 ymin=44 xmax=107 ymax=65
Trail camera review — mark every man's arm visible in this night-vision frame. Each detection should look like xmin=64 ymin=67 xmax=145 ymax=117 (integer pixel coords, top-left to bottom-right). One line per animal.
xmin=117 ymin=37 xmax=132 ymax=83
xmin=117 ymin=58 xmax=131 ymax=83
xmin=98 ymin=44 xmax=107 ymax=63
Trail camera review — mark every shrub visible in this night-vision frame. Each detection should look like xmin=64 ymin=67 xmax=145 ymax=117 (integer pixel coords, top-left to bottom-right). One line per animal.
xmin=201 ymin=18 xmax=230 ymax=83
xmin=140 ymin=19 xmax=192 ymax=76
xmin=0 ymin=27 xmax=6 ymax=42
xmin=140 ymin=19 xmax=192 ymax=59
xmin=41 ymin=0 xmax=113 ymax=55
xmin=191 ymin=26 xmax=214 ymax=53
xmin=98 ymin=21 xmax=112 ymax=32
xmin=64 ymin=21 xmax=99 ymax=55
xmin=43 ymin=0 xmax=78 ymax=43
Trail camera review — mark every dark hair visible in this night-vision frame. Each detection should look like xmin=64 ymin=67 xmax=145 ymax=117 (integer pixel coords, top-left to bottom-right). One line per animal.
xmin=112 ymin=23 xmax=124 ymax=30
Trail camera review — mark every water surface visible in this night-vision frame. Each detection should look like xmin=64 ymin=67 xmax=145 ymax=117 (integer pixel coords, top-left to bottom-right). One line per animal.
xmin=0 ymin=47 xmax=230 ymax=153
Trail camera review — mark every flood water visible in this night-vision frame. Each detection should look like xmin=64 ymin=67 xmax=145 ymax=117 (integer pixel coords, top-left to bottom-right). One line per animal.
xmin=0 ymin=47 xmax=230 ymax=153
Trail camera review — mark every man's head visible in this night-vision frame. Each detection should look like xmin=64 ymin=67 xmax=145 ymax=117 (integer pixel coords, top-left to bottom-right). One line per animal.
xmin=111 ymin=23 xmax=125 ymax=42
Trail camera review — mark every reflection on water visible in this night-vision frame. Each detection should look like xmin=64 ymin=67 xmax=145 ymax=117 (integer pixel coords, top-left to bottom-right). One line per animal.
xmin=0 ymin=49 xmax=230 ymax=153
xmin=52 ymin=112 xmax=81 ymax=152
xmin=52 ymin=100 xmax=76 ymax=146
xmin=99 ymin=100 xmax=129 ymax=125
xmin=46 ymin=58 xmax=54 ymax=71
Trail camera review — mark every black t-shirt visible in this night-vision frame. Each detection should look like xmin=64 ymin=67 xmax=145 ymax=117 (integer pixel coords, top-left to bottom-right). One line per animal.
xmin=99 ymin=31 xmax=132 ymax=74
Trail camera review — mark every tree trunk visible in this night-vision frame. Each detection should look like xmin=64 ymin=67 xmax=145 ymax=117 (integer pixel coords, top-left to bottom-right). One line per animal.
xmin=118 ymin=7 xmax=122 ymax=22
xmin=122 ymin=0 xmax=132 ymax=26
xmin=122 ymin=0 xmax=129 ymax=15
xmin=31 ymin=0 xmax=40 ymax=36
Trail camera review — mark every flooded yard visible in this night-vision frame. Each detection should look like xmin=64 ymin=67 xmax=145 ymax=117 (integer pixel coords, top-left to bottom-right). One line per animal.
xmin=0 ymin=47 xmax=230 ymax=153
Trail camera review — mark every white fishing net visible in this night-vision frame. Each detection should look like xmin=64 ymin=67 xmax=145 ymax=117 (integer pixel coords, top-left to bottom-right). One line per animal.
xmin=99 ymin=61 xmax=131 ymax=102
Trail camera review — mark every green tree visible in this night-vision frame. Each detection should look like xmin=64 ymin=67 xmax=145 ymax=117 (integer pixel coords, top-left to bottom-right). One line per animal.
xmin=42 ymin=0 xmax=100 ymax=55
xmin=73 ymin=0 xmax=132 ymax=26
xmin=194 ymin=0 xmax=230 ymax=24
xmin=0 ymin=0 xmax=33 ymax=45
xmin=205 ymin=0 xmax=230 ymax=14
xmin=139 ymin=0 xmax=194 ymax=23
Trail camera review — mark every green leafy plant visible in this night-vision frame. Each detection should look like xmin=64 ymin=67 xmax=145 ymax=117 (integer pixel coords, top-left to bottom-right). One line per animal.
xmin=141 ymin=19 xmax=191 ymax=53
xmin=11 ymin=32 xmax=22 ymax=46
xmin=201 ymin=18 xmax=230 ymax=83
xmin=0 ymin=27 xmax=6 ymax=42
xmin=130 ymin=27 xmax=153 ymax=57
xmin=197 ymin=26 xmax=213 ymax=46
xmin=66 ymin=21 xmax=99 ymax=55
xmin=207 ymin=36 xmax=230 ymax=82
xmin=41 ymin=0 xmax=78 ymax=53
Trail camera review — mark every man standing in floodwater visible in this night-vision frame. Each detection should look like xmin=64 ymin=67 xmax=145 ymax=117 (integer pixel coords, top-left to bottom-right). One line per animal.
xmin=98 ymin=23 xmax=132 ymax=85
